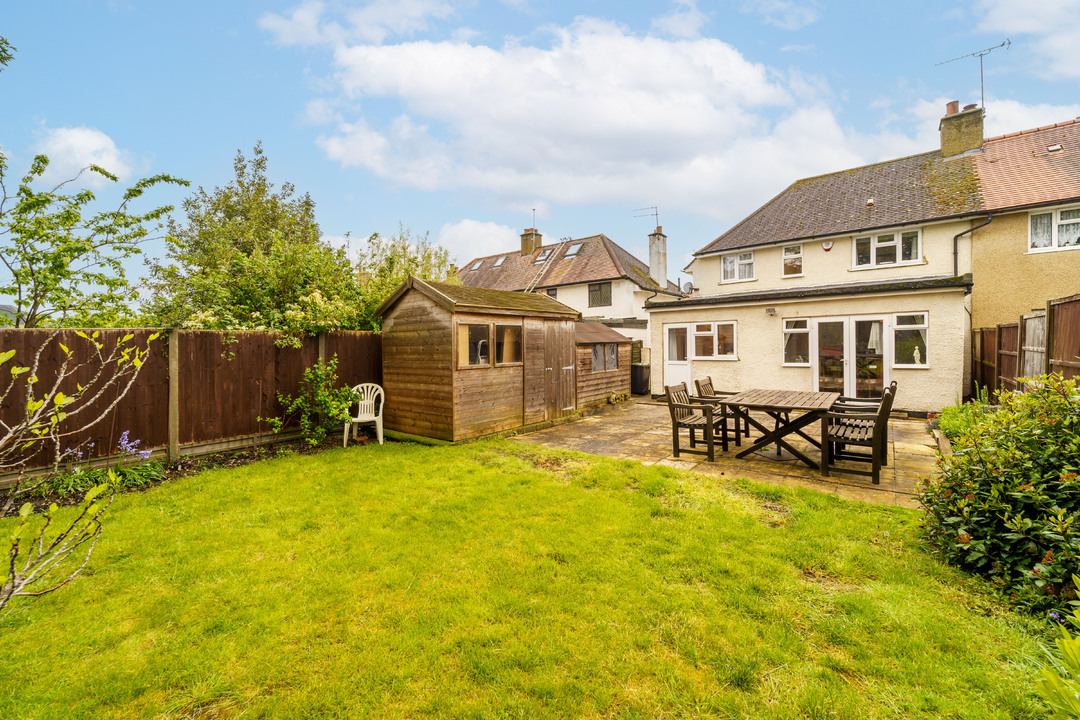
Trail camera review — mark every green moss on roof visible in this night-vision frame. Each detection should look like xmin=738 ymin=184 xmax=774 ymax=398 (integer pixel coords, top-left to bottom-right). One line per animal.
xmin=922 ymin=155 xmax=982 ymax=215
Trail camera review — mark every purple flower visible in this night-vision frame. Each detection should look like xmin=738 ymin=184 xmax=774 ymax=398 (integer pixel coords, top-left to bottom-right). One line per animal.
xmin=138 ymin=449 xmax=152 ymax=461
xmin=1050 ymin=611 xmax=1062 ymax=623
xmin=117 ymin=430 xmax=142 ymax=455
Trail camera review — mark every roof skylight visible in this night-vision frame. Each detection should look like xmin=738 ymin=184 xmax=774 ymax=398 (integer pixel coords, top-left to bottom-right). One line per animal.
xmin=564 ymin=242 xmax=583 ymax=257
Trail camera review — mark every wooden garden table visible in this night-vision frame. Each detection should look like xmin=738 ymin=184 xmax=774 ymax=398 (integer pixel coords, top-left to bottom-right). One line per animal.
xmin=720 ymin=389 xmax=840 ymax=469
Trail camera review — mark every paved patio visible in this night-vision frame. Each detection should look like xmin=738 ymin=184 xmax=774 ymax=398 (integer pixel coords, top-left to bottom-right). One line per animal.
xmin=510 ymin=399 xmax=939 ymax=507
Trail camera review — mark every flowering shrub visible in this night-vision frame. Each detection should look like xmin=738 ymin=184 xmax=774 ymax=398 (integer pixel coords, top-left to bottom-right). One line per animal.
xmin=918 ymin=374 xmax=1080 ymax=614
xmin=261 ymin=356 xmax=360 ymax=447
xmin=34 ymin=432 xmax=163 ymax=499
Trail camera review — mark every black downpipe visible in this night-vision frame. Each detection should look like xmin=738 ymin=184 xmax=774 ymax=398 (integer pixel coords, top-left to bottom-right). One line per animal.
xmin=954 ymin=213 xmax=993 ymax=277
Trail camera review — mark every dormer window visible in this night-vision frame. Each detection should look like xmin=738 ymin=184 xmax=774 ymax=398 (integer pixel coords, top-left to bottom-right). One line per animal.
xmin=470 ymin=260 xmax=484 ymax=271
xmin=564 ymin=243 xmax=583 ymax=257
xmin=493 ymin=256 xmax=506 ymax=268
xmin=534 ymin=248 xmax=553 ymax=264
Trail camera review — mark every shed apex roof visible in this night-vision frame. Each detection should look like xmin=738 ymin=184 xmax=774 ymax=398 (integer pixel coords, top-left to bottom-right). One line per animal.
xmin=376 ymin=276 xmax=581 ymax=319
xmin=574 ymin=322 xmax=632 ymax=345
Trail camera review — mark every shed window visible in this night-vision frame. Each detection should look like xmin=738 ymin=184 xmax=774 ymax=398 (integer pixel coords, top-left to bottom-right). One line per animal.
xmin=495 ymin=324 xmax=522 ymax=364
xmin=591 ymin=343 xmax=618 ymax=372
xmin=458 ymin=324 xmax=490 ymax=367
xmin=588 ymin=282 xmax=612 ymax=307
xmin=894 ymin=313 xmax=928 ymax=367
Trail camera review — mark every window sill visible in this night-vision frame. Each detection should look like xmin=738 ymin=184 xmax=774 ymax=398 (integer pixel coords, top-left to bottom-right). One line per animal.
xmin=892 ymin=364 xmax=930 ymax=370
xmin=782 ymin=273 xmax=805 ymax=279
xmin=782 ymin=362 xmax=811 ymax=368
xmin=719 ymin=277 xmax=756 ymax=285
xmin=848 ymin=260 xmax=926 ymax=272
xmin=692 ymin=356 xmax=738 ymax=361
xmin=1026 ymin=244 xmax=1080 ymax=255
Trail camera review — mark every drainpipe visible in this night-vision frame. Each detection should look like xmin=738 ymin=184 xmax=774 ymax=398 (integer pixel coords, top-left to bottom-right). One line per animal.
xmin=954 ymin=213 xmax=992 ymax=277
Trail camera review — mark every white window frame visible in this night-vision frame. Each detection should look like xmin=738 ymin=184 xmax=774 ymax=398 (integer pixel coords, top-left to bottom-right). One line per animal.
xmin=493 ymin=256 xmax=506 ymax=268
xmin=1028 ymin=204 xmax=1080 ymax=252
xmin=852 ymin=229 xmax=922 ymax=270
xmin=782 ymin=244 xmax=803 ymax=278
xmin=720 ymin=251 xmax=755 ymax=284
xmin=782 ymin=318 xmax=810 ymax=366
xmin=893 ymin=312 xmax=929 ymax=369
xmin=565 ymin=242 xmax=583 ymax=257
xmin=469 ymin=259 xmax=484 ymax=271
xmin=534 ymin=248 xmax=553 ymax=264
xmin=691 ymin=321 xmax=737 ymax=360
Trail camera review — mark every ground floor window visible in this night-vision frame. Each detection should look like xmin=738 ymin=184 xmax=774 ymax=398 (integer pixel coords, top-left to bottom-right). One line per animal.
xmin=894 ymin=313 xmax=928 ymax=366
xmin=692 ymin=322 xmax=736 ymax=358
xmin=783 ymin=319 xmax=810 ymax=365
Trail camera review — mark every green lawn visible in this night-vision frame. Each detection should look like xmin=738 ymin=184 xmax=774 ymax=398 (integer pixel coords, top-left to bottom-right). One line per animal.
xmin=0 ymin=440 xmax=1048 ymax=718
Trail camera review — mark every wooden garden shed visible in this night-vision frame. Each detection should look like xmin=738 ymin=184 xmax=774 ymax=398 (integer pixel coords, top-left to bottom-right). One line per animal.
xmin=574 ymin=322 xmax=632 ymax=410
xmin=377 ymin=277 xmax=581 ymax=441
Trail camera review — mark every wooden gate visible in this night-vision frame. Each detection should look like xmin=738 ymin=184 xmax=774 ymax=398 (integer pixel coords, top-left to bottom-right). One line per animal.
xmin=544 ymin=320 xmax=576 ymax=420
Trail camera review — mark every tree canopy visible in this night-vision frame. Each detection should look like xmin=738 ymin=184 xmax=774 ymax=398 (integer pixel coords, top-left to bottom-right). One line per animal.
xmin=0 ymin=152 xmax=188 ymax=328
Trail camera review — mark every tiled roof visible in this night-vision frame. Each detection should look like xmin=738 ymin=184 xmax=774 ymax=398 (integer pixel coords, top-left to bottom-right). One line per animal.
xmin=697 ymin=118 xmax=1080 ymax=256
xmin=459 ymin=234 xmax=681 ymax=295
xmin=574 ymin=322 xmax=632 ymax=344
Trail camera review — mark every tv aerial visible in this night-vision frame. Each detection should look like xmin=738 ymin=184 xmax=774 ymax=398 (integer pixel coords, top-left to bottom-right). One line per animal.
xmin=634 ymin=206 xmax=659 ymax=227
xmin=935 ymin=39 xmax=1010 ymax=110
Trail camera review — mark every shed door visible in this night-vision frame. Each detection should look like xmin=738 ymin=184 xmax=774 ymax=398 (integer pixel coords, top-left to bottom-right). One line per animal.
xmin=544 ymin=320 xmax=576 ymax=419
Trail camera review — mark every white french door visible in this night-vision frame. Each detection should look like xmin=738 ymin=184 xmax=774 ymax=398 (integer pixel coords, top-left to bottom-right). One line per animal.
xmin=812 ymin=316 xmax=888 ymax=399
xmin=663 ymin=324 xmax=692 ymax=391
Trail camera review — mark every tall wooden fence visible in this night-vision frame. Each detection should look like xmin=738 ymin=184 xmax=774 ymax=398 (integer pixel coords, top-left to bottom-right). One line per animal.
xmin=972 ymin=292 xmax=1080 ymax=395
xmin=0 ymin=329 xmax=381 ymax=476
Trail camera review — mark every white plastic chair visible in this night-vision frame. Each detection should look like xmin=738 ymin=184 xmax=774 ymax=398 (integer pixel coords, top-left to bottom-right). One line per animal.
xmin=343 ymin=383 xmax=384 ymax=446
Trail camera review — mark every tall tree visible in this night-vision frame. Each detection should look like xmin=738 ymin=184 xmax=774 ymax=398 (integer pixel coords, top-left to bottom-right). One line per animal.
xmin=143 ymin=143 xmax=361 ymax=339
xmin=0 ymin=152 xmax=188 ymax=328
xmin=354 ymin=227 xmax=457 ymax=331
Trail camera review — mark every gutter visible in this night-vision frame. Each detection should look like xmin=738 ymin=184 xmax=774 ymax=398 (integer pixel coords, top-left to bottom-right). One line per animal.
xmin=953 ymin=213 xmax=992 ymax=277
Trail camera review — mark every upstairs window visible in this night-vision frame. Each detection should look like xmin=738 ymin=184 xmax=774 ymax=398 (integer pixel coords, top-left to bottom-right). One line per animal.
xmin=564 ymin=242 xmax=583 ymax=257
xmin=1030 ymin=206 xmax=1080 ymax=251
xmin=721 ymin=251 xmax=754 ymax=283
xmin=782 ymin=245 xmax=803 ymax=276
xmin=534 ymin=248 xmax=553 ymax=264
xmin=546 ymin=288 xmax=558 ymax=299
xmin=469 ymin=260 xmax=484 ymax=271
xmin=854 ymin=230 xmax=920 ymax=268
xmin=493 ymin=256 xmax=506 ymax=268
xmin=588 ymin=282 xmax=611 ymax=307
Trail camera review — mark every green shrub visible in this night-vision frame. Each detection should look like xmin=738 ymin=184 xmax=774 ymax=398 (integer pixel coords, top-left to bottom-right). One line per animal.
xmin=918 ymin=374 xmax=1080 ymax=614
xmin=1039 ymin=576 xmax=1080 ymax=719
xmin=34 ymin=461 xmax=165 ymax=499
xmin=261 ymin=355 xmax=360 ymax=447
xmin=934 ymin=384 xmax=994 ymax=441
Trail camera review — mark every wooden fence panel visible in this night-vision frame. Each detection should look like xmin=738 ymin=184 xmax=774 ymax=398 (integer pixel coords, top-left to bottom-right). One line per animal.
xmin=997 ymin=323 xmax=1019 ymax=393
xmin=1 ymin=329 xmax=382 ymax=478
xmin=1020 ymin=311 xmax=1047 ymax=386
xmin=1049 ymin=294 xmax=1080 ymax=381
xmin=0 ymin=329 xmax=169 ymax=465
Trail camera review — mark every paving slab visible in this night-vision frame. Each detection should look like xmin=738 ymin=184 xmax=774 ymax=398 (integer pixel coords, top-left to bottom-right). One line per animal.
xmin=510 ymin=399 xmax=938 ymax=508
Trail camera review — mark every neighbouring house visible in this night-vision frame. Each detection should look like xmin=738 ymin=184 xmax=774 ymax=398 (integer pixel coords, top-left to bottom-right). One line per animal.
xmin=457 ymin=227 xmax=682 ymax=354
xmin=646 ymin=102 xmax=1080 ymax=413
xmin=376 ymin=277 xmax=581 ymax=441
xmin=0 ymin=304 xmax=19 ymax=327
xmin=574 ymin=322 xmax=632 ymax=410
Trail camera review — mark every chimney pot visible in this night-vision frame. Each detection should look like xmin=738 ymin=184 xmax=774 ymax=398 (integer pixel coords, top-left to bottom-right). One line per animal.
xmin=946 ymin=100 xmax=959 ymax=116
xmin=963 ymin=103 xmax=978 ymax=111
xmin=939 ymin=103 xmax=984 ymax=158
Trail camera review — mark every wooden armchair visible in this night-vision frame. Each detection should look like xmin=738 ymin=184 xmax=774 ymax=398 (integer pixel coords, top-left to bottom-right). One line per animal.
xmin=694 ymin=376 xmax=746 ymax=442
xmin=665 ymin=382 xmax=730 ymax=462
xmin=831 ymin=380 xmax=897 ymax=466
xmin=820 ymin=385 xmax=895 ymax=484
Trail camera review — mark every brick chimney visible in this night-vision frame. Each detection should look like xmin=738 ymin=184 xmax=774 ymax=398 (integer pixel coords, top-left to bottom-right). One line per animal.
xmin=521 ymin=228 xmax=542 ymax=256
xmin=939 ymin=100 xmax=984 ymax=158
xmin=648 ymin=226 xmax=667 ymax=288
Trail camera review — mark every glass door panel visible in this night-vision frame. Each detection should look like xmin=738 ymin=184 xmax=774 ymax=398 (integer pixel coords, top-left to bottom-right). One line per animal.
xmin=854 ymin=319 xmax=884 ymax=398
xmin=664 ymin=325 xmax=691 ymax=390
xmin=817 ymin=321 xmax=845 ymax=393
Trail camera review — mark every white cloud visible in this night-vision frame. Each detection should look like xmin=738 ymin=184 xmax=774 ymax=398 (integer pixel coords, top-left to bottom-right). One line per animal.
xmin=975 ymin=0 xmax=1080 ymax=79
xmin=741 ymin=0 xmax=819 ymax=30
xmin=651 ymin=0 xmax=708 ymax=39
xmin=262 ymin=0 xmax=456 ymax=46
xmin=437 ymin=219 xmax=519 ymax=263
xmin=32 ymin=126 xmax=134 ymax=190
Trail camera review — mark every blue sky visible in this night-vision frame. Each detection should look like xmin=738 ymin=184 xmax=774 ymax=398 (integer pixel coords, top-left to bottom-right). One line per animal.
xmin=2 ymin=0 xmax=1079 ymax=296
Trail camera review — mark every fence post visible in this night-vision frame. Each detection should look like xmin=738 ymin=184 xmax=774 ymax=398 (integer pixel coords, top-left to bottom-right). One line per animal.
xmin=318 ymin=332 xmax=326 ymax=365
xmin=169 ymin=330 xmax=180 ymax=459
xmin=1046 ymin=299 xmax=1055 ymax=376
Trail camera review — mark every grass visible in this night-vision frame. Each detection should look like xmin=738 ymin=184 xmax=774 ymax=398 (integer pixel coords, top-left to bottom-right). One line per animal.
xmin=0 ymin=440 xmax=1048 ymax=719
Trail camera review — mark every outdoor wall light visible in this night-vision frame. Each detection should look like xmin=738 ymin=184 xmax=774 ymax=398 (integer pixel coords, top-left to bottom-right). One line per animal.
xmin=765 ymin=307 xmax=777 ymax=316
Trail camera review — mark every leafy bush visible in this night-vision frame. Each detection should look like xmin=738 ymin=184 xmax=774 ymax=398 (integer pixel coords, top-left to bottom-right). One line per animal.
xmin=918 ymin=374 xmax=1080 ymax=614
xmin=935 ymin=384 xmax=994 ymax=441
xmin=262 ymin=356 xmax=360 ymax=447
xmin=33 ymin=431 xmax=165 ymax=499
xmin=1039 ymin=576 xmax=1080 ymax=719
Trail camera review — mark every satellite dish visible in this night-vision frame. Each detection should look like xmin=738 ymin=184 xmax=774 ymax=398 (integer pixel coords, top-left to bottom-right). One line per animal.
xmin=682 ymin=282 xmax=694 ymax=293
